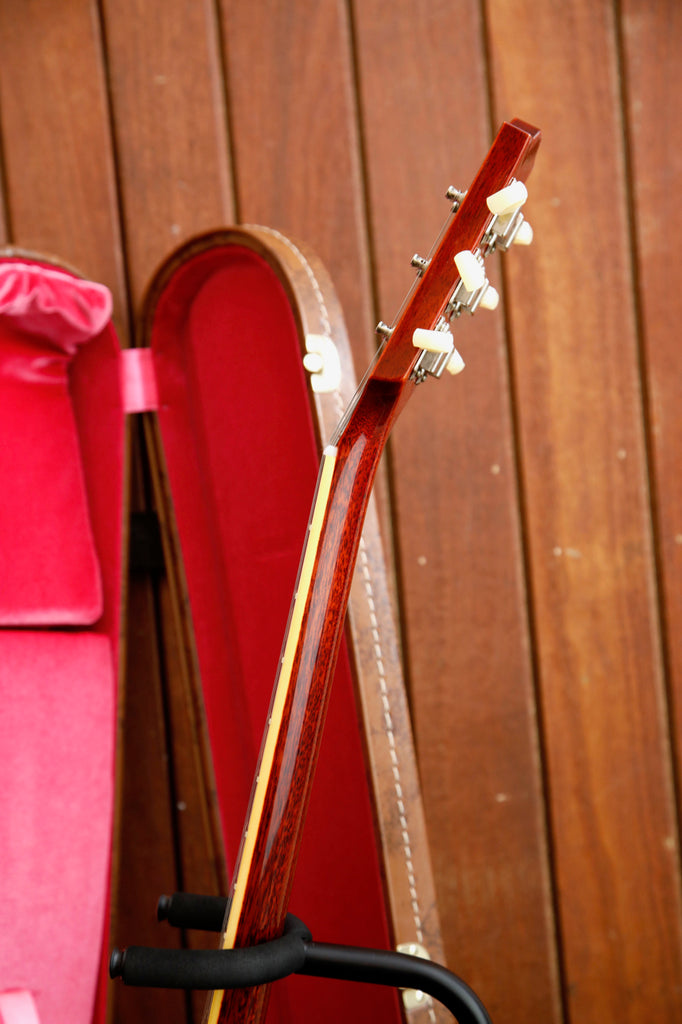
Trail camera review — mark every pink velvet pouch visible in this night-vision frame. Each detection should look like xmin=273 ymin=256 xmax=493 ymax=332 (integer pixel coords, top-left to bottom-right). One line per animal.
xmin=0 ymin=262 xmax=112 ymax=624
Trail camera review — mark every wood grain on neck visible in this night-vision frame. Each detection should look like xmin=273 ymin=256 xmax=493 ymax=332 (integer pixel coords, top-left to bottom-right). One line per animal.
xmin=205 ymin=381 xmax=401 ymax=1024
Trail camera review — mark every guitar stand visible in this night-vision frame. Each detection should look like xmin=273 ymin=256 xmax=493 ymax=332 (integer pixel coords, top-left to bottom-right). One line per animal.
xmin=110 ymin=893 xmax=492 ymax=1024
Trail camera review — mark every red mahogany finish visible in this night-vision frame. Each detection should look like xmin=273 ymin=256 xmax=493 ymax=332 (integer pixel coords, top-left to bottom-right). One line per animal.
xmin=206 ymin=118 xmax=541 ymax=1024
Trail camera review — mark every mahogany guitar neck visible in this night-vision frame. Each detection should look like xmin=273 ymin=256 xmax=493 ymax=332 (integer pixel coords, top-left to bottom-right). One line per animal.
xmin=204 ymin=116 xmax=541 ymax=1024
xmin=205 ymin=379 xmax=402 ymax=1024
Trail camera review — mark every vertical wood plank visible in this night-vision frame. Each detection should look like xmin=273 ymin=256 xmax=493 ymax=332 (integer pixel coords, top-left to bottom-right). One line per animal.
xmin=485 ymin=1 xmax=682 ymax=1020
xmin=112 ymin=541 xmax=188 ymax=1024
xmin=100 ymin=0 xmax=233 ymax=310
xmin=350 ymin=4 xmax=561 ymax=1022
xmin=101 ymin=9 xmax=236 ymax=1019
xmin=620 ymin=0 xmax=682 ymax=813
xmin=0 ymin=158 xmax=10 ymax=245
xmin=0 ymin=0 xmax=126 ymax=320
xmin=218 ymin=0 xmax=374 ymax=370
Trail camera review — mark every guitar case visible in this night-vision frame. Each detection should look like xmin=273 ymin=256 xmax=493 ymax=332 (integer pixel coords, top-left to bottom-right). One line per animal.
xmin=0 ymin=230 xmax=445 ymax=1024
xmin=0 ymin=256 xmax=125 ymax=1024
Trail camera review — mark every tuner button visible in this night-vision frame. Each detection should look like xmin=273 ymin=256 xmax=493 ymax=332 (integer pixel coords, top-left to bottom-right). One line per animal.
xmin=454 ymin=250 xmax=486 ymax=293
xmin=445 ymin=349 xmax=465 ymax=375
xmin=513 ymin=220 xmax=534 ymax=246
xmin=479 ymin=285 xmax=499 ymax=311
xmin=486 ymin=179 xmax=528 ymax=216
xmin=412 ymin=327 xmax=454 ymax=354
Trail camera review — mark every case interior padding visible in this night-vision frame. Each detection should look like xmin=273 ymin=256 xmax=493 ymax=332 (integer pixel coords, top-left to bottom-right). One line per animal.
xmin=0 ymin=263 xmax=113 ymax=625
xmin=149 ymin=243 xmax=399 ymax=1022
xmin=0 ymin=256 xmax=125 ymax=1024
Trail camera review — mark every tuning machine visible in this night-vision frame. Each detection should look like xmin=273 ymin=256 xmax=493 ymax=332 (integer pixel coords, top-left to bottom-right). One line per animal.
xmin=376 ymin=321 xmax=394 ymax=339
xmin=410 ymin=254 xmax=430 ymax=277
xmin=482 ymin=179 xmax=533 ymax=254
xmin=446 ymin=249 xmax=499 ymax=319
xmin=445 ymin=186 xmax=466 ymax=211
xmin=411 ymin=322 xmax=465 ymax=383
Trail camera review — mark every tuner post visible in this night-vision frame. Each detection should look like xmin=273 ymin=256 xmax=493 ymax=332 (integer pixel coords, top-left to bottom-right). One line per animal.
xmin=445 ymin=186 xmax=466 ymax=211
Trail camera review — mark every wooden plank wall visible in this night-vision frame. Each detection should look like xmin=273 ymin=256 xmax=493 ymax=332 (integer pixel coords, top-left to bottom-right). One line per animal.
xmin=1 ymin=2 xmax=681 ymax=1022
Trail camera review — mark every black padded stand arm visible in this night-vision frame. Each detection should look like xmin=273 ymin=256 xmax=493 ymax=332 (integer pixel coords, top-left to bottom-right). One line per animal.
xmin=109 ymin=915 xmax=310 ymax=990
xmin=110 ymin=894 xmax=492 ymax=1024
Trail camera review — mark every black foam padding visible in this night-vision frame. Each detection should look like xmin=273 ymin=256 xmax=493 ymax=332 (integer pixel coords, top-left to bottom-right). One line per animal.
xmin=111 ymin=910 xmax=492 ymax=1024
xmin=110 ymin=915 xmax=311 ymax=989
xmin=157 ymin=892 xmax=228 ymax=932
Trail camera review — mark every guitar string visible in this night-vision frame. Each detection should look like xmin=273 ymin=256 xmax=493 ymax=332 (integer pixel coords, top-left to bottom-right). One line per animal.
xmin=250 ymin=225 xmax=436 ymax=1019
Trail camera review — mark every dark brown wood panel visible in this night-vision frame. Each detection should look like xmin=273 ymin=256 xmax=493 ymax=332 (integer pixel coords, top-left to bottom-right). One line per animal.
xmin=486 ymin=1 xmax=682 ymax=1020
xmin=109 ymin=431 xmax=187 ymax=1024
xmin=112 ymin=561 xmax=187 ymax=1024
xmin=350 ymin=5 xmax=561 ymax=1022
xmin=100 ymin=0 xmax=233 ymax=310
xmin=621 ymin=0 xmax=682 ymax=812
xmin=218 ymin=0 xmax=374 ymax=371
xmin=0 ymin=0 xmax=126 ymax=321
xmin=0 ymin=155 xmax=9 ymax=245
xmin=100 ymin=11 xmax=236 ymax=1020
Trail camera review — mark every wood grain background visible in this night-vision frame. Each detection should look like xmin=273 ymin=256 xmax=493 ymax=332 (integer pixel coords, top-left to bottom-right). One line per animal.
xmin=1 ymin=2 xmax=681 ymax=1022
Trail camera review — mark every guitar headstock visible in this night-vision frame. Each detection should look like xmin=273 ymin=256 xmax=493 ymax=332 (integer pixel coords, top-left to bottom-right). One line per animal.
xmin=370 ymin=118 xmax=541 ymax=385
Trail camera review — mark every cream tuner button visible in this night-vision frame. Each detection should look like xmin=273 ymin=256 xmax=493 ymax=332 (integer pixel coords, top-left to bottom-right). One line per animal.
xmin=412 ymin=328 xmax=454 ymax=354
xmin=486 ymin=179 xmax=528 ymax=216
xmin=454 ymin=250 xmax=485 ymax=293
xmin=479 ymin=286 xmax=499 ymax=311
xmin=514 ymin=220 xmax=534 ymax=245
xmin=445 ymin=349 xmax=465 ymax=375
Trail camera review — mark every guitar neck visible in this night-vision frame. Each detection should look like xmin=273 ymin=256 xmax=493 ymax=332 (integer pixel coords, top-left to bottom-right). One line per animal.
xmin=205 ymin=377 xmax=403 ymax=1024
xmin=204 ymin=116 xmax=542 ymax=1024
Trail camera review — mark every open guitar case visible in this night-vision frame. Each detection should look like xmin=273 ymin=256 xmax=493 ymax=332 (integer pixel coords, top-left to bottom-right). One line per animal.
xmin=0 ymin=229 xmax=446 ymax=1024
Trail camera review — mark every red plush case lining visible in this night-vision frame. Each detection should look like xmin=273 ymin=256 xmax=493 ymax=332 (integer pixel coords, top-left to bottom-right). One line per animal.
xmin=0 ymin=257 xmax=125 ymax=1024
xmin=148 ymin=243 xmax=398 ymax=1023
xmin=0 ymin=263 xmax=115 ymax=626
